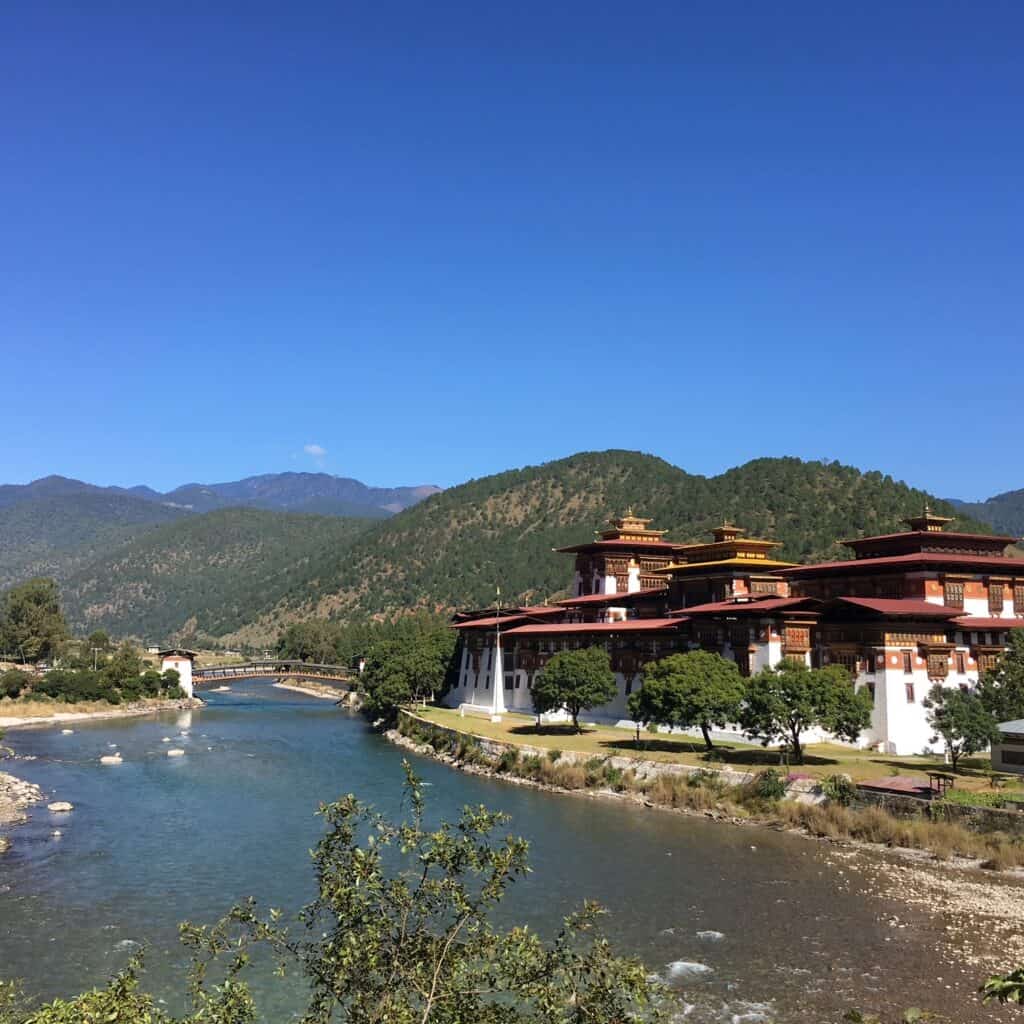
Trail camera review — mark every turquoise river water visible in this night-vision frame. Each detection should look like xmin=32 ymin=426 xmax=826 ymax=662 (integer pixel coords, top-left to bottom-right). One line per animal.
xmin=0 ymin=682 xmax=1005 ymax=1022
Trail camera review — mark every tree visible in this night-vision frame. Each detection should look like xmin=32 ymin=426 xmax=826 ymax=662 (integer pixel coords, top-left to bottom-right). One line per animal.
xmin=0 ymin=578 xmax=69 ymax=664
xmin=530 ymin=647 xmax=617 ymax=732
xmin=739 ymin=661 xmax=872 ymax=763
xmin=629 ymin=651 xmax=744 ymax=749
xmin=978 ymin=629 xmax=1024 ymax=724
xmin=923 ymin=683 xmax=998 ymax=771
xmin=360 ymin=629 xmax=458 ymax=724
xmin=102 ymin=642 xmax=144 ymax=697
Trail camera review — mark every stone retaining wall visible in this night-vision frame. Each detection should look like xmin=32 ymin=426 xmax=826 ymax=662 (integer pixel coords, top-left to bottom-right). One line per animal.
xmin=397 ymin=710 xmax=825 ymax=802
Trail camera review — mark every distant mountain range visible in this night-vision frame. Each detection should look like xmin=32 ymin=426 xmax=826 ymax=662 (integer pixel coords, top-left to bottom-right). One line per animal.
xmin=948 ymin=490 xmax=1024 ymax=537
xmin=0 ymin=472 xmax=440 ymax=589
xmin=1 ymin=457 xmax=1018 ymax=649
xmin=0 ymin=473 xmax=441 ymax=517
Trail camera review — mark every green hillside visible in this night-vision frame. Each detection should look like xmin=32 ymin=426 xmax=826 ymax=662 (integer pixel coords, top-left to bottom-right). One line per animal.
xmin=950 ymin=490 xmax=1024 ymax=537
xmin=229 ymin=450 xmax=990 ymax=639
xmin=62 ymin=508 xmax=375 ymax=644
xmin=0 ymin=492 xmax=185 ymax=588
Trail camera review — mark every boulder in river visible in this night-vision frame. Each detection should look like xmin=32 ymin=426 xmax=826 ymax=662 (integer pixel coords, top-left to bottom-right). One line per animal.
xmin=167 ymin=749 xmax=185 ymax=758
xmin=47 ymin=802 xmax=73 ymax=813
xmin=100 ymin=755 xmax=122 ymax=765
xmin=61 ymin=729 xmax=74 ymax=735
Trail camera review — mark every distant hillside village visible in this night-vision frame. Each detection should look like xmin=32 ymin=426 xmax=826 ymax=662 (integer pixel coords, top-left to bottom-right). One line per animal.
xmin=448 ymin=509 xmax=1024 ymax=757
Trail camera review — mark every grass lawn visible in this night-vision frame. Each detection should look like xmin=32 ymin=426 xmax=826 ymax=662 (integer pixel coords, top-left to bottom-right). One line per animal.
xmin=415 ymin=706 xmax=1006 ymax=791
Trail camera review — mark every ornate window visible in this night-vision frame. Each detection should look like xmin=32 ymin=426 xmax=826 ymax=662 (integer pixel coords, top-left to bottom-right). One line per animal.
xmin=926 ymin=652 xmax=949 ymax=679
xmin=902 ymin=651 xmax=913 ymax=674
xmin=955 ymin=652 xmax=967 ymax=674
xmin=1015 ymin=585 xmax=1024 ymax=613
xmin=905 ymin=683 xmax=915 ymax=703
xmin=990 ymin=583 xmax=1005 ymax=614
xmin=944 ymin=582 xmax=964 ymax=609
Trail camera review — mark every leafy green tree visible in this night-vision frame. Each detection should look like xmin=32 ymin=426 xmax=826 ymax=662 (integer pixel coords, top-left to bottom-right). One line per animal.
xmin=360 ymin=629 xmax=458 ymax=724
xmin=0 ymin=578 xmax=68 ymax=664
xmin=630 ymin=651 xmax=744 ymax=749
xmin=0 ymin=669 xmax=31 ymax=700
xmin=530 ymin=647 xmax=617 ymax=732
xmin=923 ymin=684 xmax=998 ymax=771
xmin=215 ymin=763 xmax=666 ymax=1023
xmin=978 ymin=630 xmax=1024 ymax=724
xmin=102 ymin=642 xmax=144 ymax=697
xmin=739 ymin=661 xmax=872 ymax=763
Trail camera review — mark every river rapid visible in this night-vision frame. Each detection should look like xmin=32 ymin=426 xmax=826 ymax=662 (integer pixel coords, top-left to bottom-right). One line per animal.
xmin=0 ymin=681 xmax=1012 ymax=1022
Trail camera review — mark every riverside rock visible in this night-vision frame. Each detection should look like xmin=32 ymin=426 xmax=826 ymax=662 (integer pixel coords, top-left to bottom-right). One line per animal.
xmin=100 ymin=754 xmax=122 ymax=765
xmin=47 ymin=802 xmax=73 ymax=813
xmin=167 ymin=749 xmax=185 ymax=757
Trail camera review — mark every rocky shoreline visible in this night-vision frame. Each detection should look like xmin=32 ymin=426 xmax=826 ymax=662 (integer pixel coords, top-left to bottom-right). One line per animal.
xmin=0 ymin=770 xmax=44 ymax=853
xmin=272 ymin=679 xmax=350 ymax=701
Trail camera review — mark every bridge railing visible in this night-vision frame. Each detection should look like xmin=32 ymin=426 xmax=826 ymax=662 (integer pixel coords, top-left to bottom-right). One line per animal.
xmin=193 ymin=661 xmax=355 ymax=685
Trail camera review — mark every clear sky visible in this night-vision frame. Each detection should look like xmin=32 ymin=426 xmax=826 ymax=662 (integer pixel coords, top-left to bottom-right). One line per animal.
xmin=3 ymin=2 xmax=1021 ymax=499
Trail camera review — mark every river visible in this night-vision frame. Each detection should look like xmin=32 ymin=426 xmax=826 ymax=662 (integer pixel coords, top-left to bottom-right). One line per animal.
xmin=0 ymin=681 xmax=1008 ymax=1022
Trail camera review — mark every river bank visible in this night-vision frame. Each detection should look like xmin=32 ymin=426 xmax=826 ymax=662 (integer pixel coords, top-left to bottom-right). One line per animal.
xmin=0 ymin=697 xmax=204 ymax=731
xmin=385 ymin=723 xmax=1024 ymax=976
xmin=272 ymin=679 xmax=351 ymax=701
xmin=0 ymin=770 xmax=44 ymax=834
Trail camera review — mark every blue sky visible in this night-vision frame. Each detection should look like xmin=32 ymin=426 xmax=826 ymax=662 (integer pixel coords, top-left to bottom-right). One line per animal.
xmin=3 ymin=2 xmax=1021 ymax=499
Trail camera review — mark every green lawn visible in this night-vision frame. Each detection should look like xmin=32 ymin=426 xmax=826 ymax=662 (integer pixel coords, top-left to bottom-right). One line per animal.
xmin=415 ymin=706 xmax=1003 ymax=790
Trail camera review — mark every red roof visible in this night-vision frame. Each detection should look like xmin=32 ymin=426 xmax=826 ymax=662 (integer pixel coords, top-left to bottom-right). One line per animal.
xmin=452 ymin=607 xmax=564 ymax=630
xmin=843 ymin=530 xmax=1017 ymax=548
xmin=952 ymin=616 xmax=1024 ymax=631
xmin=554 ymin=539 xmax=685 ymax=554
xmin=503 ymin=619 xmax=687 ymax=636
xmin=558 ymin=587 xmax=667 ymax=607
xmin=826 ymin=597 xmax=963 ymax=618
xmin=780 ymin=552 xmax=1024 ymax=575
xmin=677 ymin=597 xmax=818 ymax=616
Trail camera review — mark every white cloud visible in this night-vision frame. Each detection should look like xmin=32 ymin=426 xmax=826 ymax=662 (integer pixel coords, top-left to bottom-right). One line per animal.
xmin=303 ymin=444 xmax=327 ymax=458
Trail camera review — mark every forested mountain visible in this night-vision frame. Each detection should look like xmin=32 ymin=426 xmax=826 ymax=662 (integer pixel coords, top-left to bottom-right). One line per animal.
xmin=7 ymin=452 xmax=1003 ymax=647
xmin=0 ymin=491 xmax=186 ymax=588
xmin=62 ymin=508 xmax=374 ymax=644
xmin=218 ymin=451 xmax=993 ymax=646
xmin=949 ymin=490 xmax=1024 ymax=537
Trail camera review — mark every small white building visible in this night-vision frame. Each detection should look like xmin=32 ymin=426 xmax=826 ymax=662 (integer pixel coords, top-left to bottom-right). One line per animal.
xmin=993 ymin=720 xmax=1024 ymax=775
xmin=158 ymin=648 xmax=196 ymax=698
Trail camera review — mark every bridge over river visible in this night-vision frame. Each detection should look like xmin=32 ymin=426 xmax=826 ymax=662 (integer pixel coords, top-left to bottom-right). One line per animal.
xmin=193 ymin=660 xmax=355 ymax=690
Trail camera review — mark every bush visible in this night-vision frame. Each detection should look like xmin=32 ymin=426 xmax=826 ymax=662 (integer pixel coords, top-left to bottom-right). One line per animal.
xmin=496 ymin=748 xmax=520 ymax=774
xmin=0 ymin=669 xmax=31 ymax=699
xmin=751 ymin=769 xmax=787 ymax=801
xmin=821 ymin=774 xmax=857 ymax=806
xmin=547 ymin=748 xmax=562 ymax=764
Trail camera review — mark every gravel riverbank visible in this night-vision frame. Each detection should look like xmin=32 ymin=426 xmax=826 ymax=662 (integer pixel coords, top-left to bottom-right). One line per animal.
xmin=0 ymin=697 xmax=204 ymax=732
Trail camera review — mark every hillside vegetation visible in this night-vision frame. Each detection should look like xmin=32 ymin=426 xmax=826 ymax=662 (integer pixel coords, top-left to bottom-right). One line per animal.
xmin=951 ymin=489 xmax=1024 ymax=537
xmin=62 ymin=508 xmax=374 ymax=644
xmin=228 ymin=451 xmax=989 ymax=640
xmin=0 ymin=492 xmax=185 ymax=588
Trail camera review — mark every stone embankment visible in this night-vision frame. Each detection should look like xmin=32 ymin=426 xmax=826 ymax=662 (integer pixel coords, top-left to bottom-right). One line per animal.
xmin=273 ymin=678 xmax=360 ymax=705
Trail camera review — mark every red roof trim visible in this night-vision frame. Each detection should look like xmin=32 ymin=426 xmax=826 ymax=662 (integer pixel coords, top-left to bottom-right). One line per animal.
xmin=952 ymin=616 xmax=1024 ymax=631
xmin=678 ymin=597 xmax=819 ymax=616
xmin=504 ymin=619 xmax=687 ymax=636
xmin=826 ymin=597 xmax=963 ymax=618
xmin=843 ymin=530 xmax=1017 ymax=548
xmin=558 ymin=587 xmax=667 ymax=607
xmin=554 ymin=540 xmax=686 ymax=554
xmin=780 ymin=553 xmax=1024 ymax=575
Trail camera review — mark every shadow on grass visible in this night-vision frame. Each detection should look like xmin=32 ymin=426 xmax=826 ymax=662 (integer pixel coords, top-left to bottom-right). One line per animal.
xmin=599 ymin=738 xmax=841 ymax=767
